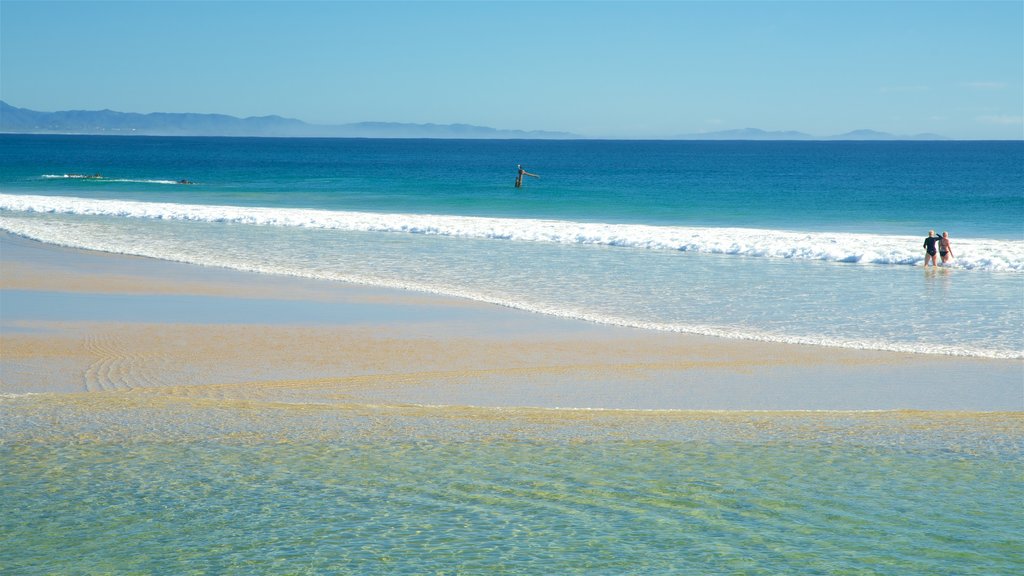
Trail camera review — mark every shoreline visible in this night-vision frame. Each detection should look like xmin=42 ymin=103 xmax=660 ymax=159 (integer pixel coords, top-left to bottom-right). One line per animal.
xmin=2 ymin=231 xmax=1022 ymax=411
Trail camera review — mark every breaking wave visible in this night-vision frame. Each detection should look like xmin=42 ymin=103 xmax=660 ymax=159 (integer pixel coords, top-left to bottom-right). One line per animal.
xmin=2 ymin=193 xmax=1022 ymax=272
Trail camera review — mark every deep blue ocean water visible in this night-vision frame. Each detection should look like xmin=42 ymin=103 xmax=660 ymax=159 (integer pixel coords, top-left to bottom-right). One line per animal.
xmin=1 ymin=134 xmax=1022 ymax=357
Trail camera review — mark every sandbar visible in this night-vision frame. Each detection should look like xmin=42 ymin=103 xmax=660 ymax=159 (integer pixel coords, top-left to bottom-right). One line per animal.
xmin=1 ymin=232 xmax=1021 ymax=412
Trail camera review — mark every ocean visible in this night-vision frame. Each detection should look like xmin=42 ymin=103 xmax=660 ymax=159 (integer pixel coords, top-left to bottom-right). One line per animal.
xmin=1 ymin=134 xmax=1022 ymax=357
xmin=2 ymin=134 xmax=1023 ymax=575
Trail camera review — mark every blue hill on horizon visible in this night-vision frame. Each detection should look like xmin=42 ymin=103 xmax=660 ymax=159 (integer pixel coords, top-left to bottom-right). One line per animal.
xmin=0 ymin=101 xmax=577 ymax=139
xmin=1 ymin=101 xmax=951 ymax=140
xmin=674 ymin=127 xmax=948 ymax=141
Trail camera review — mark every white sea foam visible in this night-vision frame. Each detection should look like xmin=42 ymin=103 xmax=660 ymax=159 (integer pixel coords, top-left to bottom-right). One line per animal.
xmin=3 ymin=193 xmax=1021 ymax=272
xmin=3 ymin=213 xmax=1019 ymax=359
xmin=42 ymin=175 xmax=181 ymax=185
xmin=106 ymin=178 xmax=182 ymax=185
xmin=2 ymin=199 xmax=1021 ymax=359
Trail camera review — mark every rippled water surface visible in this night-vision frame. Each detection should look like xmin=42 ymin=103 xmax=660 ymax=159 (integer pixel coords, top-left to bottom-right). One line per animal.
xmin=3 ymin=398 xmax=1022 ymax=575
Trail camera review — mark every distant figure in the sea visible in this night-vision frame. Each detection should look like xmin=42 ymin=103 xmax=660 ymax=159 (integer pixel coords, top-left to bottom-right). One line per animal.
xmin=515 ymin=164 xmax=539 ymax=188
xmin=923 ymin=230 xmax=940 ymax=267
xmin=178 ymin=179 xmax=193 ymax=185
xmin=939 ymin=231 xmax=954 ymax=265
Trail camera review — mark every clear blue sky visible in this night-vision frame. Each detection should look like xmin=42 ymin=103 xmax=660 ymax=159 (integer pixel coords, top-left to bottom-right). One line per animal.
xmin=2 ymin=1 xmax=1021 ymax=139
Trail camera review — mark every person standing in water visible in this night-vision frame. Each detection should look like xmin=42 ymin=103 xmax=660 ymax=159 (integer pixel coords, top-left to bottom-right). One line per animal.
xmin=923 ymin=230 xmax=941 ymax=267
xmin=939 ymin=231 xmax=954 ymax=265
xmin=515 ymin=164 xmax=539 ymax=188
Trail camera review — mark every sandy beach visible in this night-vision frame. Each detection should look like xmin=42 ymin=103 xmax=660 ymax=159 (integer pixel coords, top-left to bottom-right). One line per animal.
xmin=2 ymin=232 xmax=1020 ymax=413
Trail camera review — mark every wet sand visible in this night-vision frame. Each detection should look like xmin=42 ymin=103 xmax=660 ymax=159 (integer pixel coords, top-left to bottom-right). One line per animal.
xmin=1 ymin=232 xmax=1022 ymax=411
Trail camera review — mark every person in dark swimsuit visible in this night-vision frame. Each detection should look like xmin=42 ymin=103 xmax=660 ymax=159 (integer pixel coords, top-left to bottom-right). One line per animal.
xmin=515 ymin=164 xmax=539 ymax=188
xmin=939 ymin=231 xmax=954 ymax=265
xmin=923 ymin=230 xmax=940 ymax=267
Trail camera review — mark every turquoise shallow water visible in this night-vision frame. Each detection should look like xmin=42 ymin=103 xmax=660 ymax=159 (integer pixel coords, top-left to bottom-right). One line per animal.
xmin=2 ymin=395 xmax=1023 ymax=575
xmin=3 ymin=437 xmax=1022 ymax=575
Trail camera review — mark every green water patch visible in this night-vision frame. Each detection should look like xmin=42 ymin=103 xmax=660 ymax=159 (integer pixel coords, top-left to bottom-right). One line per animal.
xmin=3 ymin=394 xmax=1021 ymax=573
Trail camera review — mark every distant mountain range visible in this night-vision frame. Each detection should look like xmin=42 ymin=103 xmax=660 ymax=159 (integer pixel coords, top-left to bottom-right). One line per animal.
xmin=0 ymin=102 xmax=577 ymax=139
xmin=1 ymin=102 xmax=947 ymax=140
xmin=674 ymin=127 xmax=948 ymax=141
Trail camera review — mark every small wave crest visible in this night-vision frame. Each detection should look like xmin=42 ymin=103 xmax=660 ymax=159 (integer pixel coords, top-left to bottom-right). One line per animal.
xmin=107 ymin=178 xmax=182 ymax=185
xmin=2 ymin=193 xmax=1023 ymax=272
xmin=42 ymin=175 xmax=181 ymax=185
